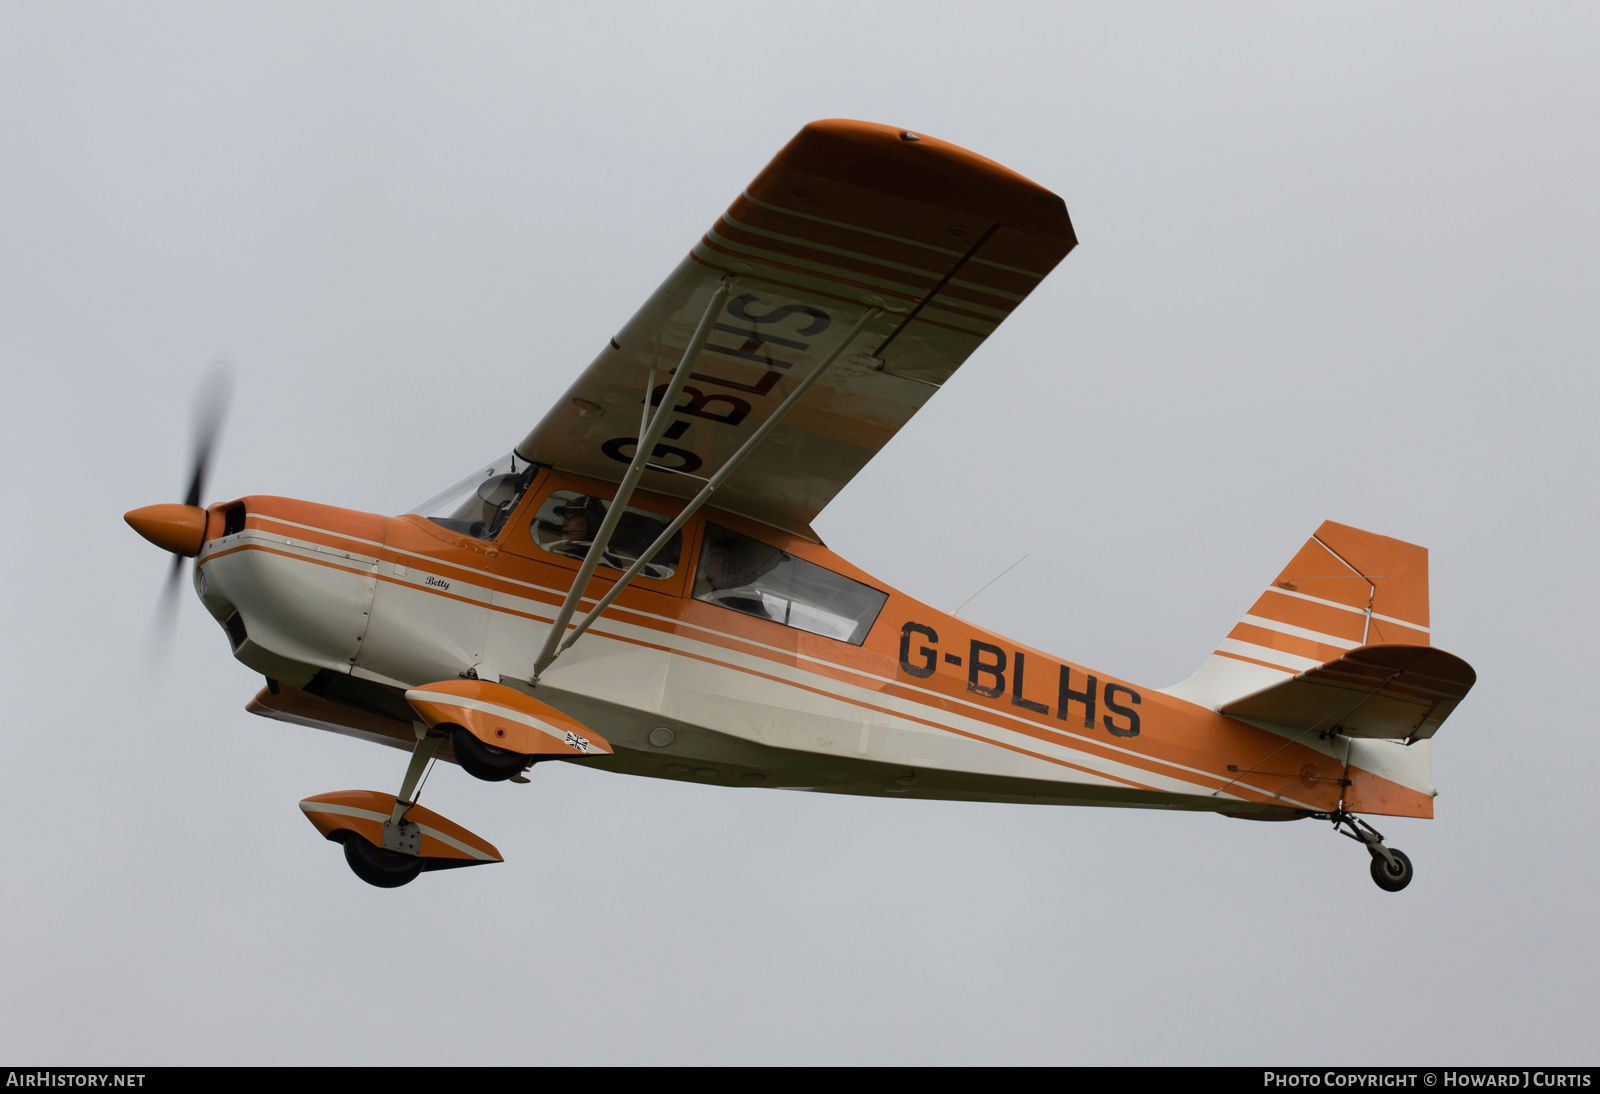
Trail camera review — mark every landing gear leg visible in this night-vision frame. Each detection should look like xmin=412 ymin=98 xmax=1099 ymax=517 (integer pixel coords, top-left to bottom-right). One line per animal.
xmin=341 ymin=723 xmax=442 ymax=889
xmin=1320 ymin=809 xmax=1414 ymax=892
xmin=390 ymin=722 xmax=442 ymax=825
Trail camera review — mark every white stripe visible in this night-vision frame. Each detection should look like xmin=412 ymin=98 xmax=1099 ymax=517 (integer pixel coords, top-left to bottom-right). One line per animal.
xmin=1263 ymin=586 xmax=1430 ymax=634
xmin=1371 ymin=611 xmax=1429 ymax=633
xmin=299 ymin=801 xmax=496 ymax=861
xmin=244 ymin=519 xmax=648 ymax=609
xmin=1263 ymin=586 xmax=1367 ymax=616
xmin=234 ymin=518 xmax=500 ymax=588
xmin=212 ymin=526 xmax=499 ymax=604
xmin=300 ymin=801 xmax=386 ymax=823
xmin=205 ymin=521 xmax=378 ymax=564
xmin=413 ymin=823 xmax=497 ymax=861
xmin=206 ymin=534 xmax=377 ymax=572
xmin=1241 ymin=614 xmax=1360 ymax=650
xmin=1214 ymin=638 xmax=1323 ymax=673
xmin=404 ymin=689 xmax=593 ymax=750
xmin=237 ymin=516 xmax=385 ymax=552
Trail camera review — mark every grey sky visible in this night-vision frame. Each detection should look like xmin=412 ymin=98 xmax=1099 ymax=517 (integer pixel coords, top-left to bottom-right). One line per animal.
xmin=2 ymin=2 xmax=1595 ymax=1064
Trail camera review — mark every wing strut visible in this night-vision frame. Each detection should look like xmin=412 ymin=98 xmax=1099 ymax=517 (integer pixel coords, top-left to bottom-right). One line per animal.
xmin=531 ymin=304 xmax=883 ymax=684
xmin=529 ymin=278 xmax=734 ymax=682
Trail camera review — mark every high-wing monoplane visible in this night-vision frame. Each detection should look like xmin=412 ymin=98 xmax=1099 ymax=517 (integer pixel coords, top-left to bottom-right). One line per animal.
xmin=126 ymin=120 xmax=1474 ymax=890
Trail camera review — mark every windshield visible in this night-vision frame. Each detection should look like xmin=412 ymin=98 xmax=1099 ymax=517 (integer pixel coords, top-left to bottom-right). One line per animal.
xmin=409 ymin=452 xmax=539 ymax=540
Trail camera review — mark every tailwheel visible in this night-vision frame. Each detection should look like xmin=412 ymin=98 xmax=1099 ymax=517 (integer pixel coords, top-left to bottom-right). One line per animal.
xmin=1317 ymin=809 xmax=1415 ymax=893
xmin=339 ymin=831 xmax=425 ymax=889
xmin=1369 ymin=847 xmax=1414 ymax=892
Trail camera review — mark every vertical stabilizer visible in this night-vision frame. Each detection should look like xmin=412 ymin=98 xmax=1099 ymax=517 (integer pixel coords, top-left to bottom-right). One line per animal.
xmin=1162 ymin=521 xmax=1431 ymax=710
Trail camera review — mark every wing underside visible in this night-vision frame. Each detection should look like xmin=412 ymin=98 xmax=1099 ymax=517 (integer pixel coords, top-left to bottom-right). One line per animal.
xmin=517 ymin=120 xmax=1076 ymax=535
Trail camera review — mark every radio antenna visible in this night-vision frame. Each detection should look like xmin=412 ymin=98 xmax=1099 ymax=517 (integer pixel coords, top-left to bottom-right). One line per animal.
xmin=953 ymin=554 xmax=1028 ymax=618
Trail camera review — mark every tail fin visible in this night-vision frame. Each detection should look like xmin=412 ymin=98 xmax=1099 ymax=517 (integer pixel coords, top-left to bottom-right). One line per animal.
xmin=1163 ymin=520 xmax=1430 ymax=710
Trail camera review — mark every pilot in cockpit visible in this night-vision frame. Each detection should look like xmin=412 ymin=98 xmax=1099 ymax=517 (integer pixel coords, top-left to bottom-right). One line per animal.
xmin=550 ymin=495 xmax=604 ymax=559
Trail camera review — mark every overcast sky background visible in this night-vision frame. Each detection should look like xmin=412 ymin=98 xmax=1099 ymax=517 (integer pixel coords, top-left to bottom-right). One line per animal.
xmin=2 ymin=2 xmax=1596 ymax=1065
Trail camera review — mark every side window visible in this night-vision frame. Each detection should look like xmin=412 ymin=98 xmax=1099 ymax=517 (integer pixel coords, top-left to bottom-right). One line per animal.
xmin=693 ymin=524 xmax=887 ymax=645
xmin=529 ymin=491 xmax=682 ymax=579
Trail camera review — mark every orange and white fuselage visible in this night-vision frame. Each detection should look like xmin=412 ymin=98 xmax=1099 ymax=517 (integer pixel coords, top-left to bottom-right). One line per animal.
xmin=127 ymin=119 xmax=1473 ymax=894
xmin=194 ymin=477 xmax=1440 ymax=821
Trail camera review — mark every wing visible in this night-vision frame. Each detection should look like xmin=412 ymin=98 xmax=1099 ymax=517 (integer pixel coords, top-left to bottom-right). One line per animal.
xmin=516 ymin=119 xmax=1076 ymax=536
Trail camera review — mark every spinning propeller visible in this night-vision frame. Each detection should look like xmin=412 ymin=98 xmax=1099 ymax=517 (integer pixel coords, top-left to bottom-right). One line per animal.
xmin=126 ymin=361 xmax=235 ymax=638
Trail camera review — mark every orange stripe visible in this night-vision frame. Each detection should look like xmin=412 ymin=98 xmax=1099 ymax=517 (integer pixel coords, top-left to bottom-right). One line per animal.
xmin=1227 ymin=621 xmax=1350 ymax=664
xmin=1212 ymin=649 xmax=1300 ymax=675
xmin=1249 ymin=589 xmax=1367 ymax=643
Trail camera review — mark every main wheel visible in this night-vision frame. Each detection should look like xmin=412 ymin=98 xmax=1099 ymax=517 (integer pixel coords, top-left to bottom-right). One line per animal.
xmin=1369 ymin=847 xmax=1414 ymax=892
xmin=341 ymin=832 xmax=424 ymax=888
xmin=450 ymin=724 xmax=533 ymax=782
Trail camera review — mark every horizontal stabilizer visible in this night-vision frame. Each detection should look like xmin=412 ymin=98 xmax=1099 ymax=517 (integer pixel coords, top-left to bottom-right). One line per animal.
xmin=1220 ymin=644 xmax=1475 ymax=741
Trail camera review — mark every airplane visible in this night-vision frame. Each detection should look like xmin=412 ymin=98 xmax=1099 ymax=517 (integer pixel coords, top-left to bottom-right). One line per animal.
xmin=125 ymin=119 xmax=1475 ymax=892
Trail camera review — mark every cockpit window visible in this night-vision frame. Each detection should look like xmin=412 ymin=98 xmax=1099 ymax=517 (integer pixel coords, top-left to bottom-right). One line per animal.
xmin=409 ymin=453 xmax=538 ymax=540
xmin=529 ymin=490 xmax=682 ymax=580
xmin=693 ymin=524 xmax=887 ymax=645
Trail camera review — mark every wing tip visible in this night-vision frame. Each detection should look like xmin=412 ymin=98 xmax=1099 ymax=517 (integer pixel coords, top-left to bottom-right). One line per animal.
xmin=771 ymin=119 xmax=1076 ymax=244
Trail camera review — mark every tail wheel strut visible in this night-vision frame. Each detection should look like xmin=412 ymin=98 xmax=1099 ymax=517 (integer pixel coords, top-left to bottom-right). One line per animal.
xmin=1315 ymin=809 xmax=1415 ymax=892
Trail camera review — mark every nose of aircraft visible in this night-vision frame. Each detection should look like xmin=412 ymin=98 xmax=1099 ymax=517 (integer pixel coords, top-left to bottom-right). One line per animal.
xmin=125 ymin=503 xmax=207 ymax=557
